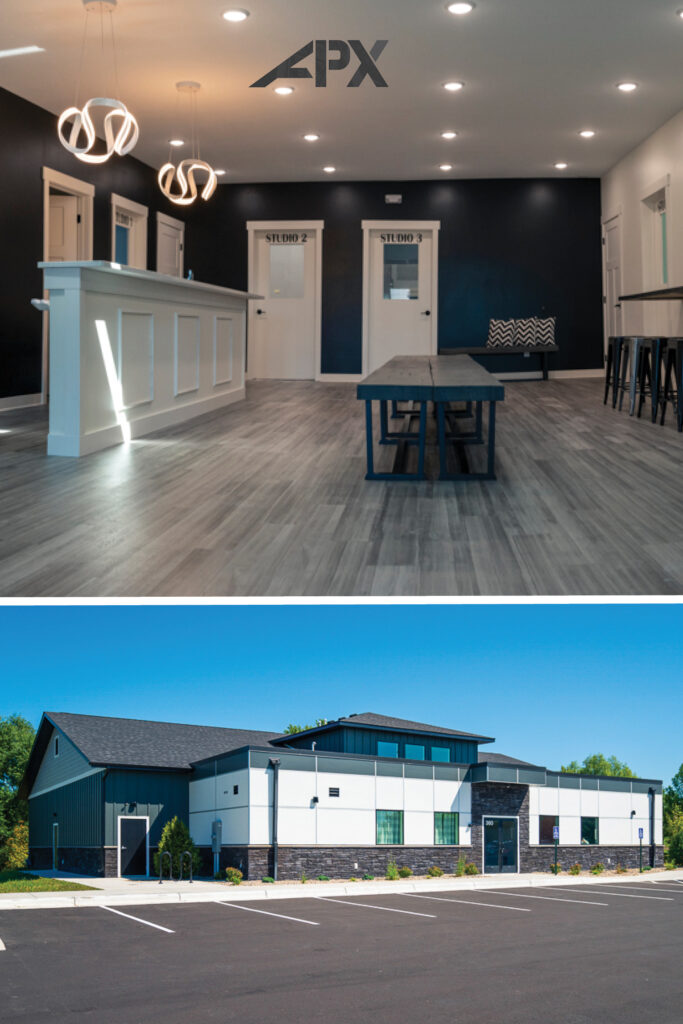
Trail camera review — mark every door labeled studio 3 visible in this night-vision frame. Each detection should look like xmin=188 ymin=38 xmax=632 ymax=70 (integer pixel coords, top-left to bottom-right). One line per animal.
xmin=247 ymin=221 xmax=323 ymax=379
xmin=362 ymin=220 xmax=440 ymax=374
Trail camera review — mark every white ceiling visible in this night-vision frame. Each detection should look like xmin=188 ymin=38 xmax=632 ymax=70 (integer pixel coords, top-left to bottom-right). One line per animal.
xmin=2 ymin=0 xmax=683 ymax=182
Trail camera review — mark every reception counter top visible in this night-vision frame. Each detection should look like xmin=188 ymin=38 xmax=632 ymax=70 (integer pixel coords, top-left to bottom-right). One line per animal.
xmin=40 ymin=261 xmax=261 ymax=457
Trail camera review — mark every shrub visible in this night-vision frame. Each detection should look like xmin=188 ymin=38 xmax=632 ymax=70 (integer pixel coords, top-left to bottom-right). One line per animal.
xmin=455 ymin=856 xmax=467 ymax=877
xmin=665 ymin=862 xmax=677 ymax=871
xmin=569 ymin=863 xmax=581 ymax=876
xmin=300 ymin=872 xmax=307 ymax=884
xmin=1 ymin=822 xmax=28 ymax=871
xmin=464 ymin=861 xmax=479 ymax=876
xmin=317 ymin=874 xmax=330 ymax=882
xmin=153 ymin=817 xmax=201 ymax=879
xmin=349 ymin=876 xmax=358 ymax=882
xmin=427 ymin=865 xmax=444 ymax=877
xmin=261 ymin=876 xmax=274 ymax=884
xmin=225 ymin=867 xmax=243 ymax=885
xmin=668 ymin=827 xmax=683 ymax=866
xmin=590 ymin=862 xmax=605 ymax=875
xmin=616 ymin=863 xmax=627 ymax=874
xmin=385 ymin=859 xmax=399 ymax=880
xmin=549 ymin=863 xmax=562 ymax=875
xmin=398 ymin=866 xmax=412 ymax=878
xmin=362 ymin=873 xmax=375 ymax=881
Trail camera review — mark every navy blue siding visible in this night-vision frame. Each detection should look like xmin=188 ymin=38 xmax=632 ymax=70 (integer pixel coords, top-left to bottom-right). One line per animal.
xmin=104 ymin=770 xmax=190 ymax=846
xmin=284 ymin=726 xmax=477 ymax=764
xmin=29 ymin=772 xmax=103 ymax=848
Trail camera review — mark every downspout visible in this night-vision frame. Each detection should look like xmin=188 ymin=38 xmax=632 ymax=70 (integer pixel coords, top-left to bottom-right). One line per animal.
xmin=269 ymin=758 xmax=281 ymax=881
xmin=648 ymin=787 xmax=656 ymax=868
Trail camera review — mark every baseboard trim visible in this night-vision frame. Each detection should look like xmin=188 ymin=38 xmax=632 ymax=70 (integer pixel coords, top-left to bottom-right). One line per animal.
xmin=317 ymin=373 xmax=364 ymax=383
xmin=0 ymin=392 xmax=44 ymax=411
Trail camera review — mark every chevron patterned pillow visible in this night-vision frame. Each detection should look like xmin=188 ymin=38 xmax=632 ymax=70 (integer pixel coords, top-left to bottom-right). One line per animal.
xmin=513 ymin=318 xmax=537 ymax=347
xmin=487 ymin=319 xmax=515 ymax=348
xmin=535 ymin=317 xmax=556 ymax=347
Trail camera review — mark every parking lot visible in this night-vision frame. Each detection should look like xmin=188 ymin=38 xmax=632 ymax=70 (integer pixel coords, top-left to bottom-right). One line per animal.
xmin=1 ymin=879 xmax=682 ymax=1024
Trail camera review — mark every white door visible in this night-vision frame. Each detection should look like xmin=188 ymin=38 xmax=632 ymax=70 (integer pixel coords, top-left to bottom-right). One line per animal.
xmin=48 ymin=195 xmax=78 ymax=261
xmin=248 ymin=224 xmax=321 ymax=379
xmin=363 ymin=223 xmax=439 ymax=373
xmin=157 ymin=213 xmax=184 ymax=278
xmin=603 ymin=215 xmax=622 ymax=352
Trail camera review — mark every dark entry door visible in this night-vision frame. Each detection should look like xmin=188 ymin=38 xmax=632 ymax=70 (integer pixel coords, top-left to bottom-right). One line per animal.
xmin=484 ymin=817 xmax=518 ymax=873
xmin=120 ymin=818 xmax=147 ymax=875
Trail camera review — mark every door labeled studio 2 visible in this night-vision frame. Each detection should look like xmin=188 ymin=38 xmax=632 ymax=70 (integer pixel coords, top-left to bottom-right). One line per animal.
xmin=362 ymin=220 xmax=440 ymax=374
xmin=247 ymin=221 xmax=323 ymax=379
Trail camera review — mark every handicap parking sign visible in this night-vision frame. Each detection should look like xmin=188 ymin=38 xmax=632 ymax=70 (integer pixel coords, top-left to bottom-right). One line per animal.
xmin=553 ymin=825 xmax=559 ymax=840
xmin=638 ymin=827 xmax=644 ymax=839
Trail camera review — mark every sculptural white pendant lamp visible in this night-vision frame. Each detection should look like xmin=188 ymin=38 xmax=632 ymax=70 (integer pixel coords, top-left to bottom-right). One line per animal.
xmin=158 ymin=82 xmax=218 ymax=206
xmin=57 ymin=0 xmax=139 ymax=164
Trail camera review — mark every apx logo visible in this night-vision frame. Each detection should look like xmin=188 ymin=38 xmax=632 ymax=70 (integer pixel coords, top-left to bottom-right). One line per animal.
xmin=251 ymin=40 xmax=388 ymax=89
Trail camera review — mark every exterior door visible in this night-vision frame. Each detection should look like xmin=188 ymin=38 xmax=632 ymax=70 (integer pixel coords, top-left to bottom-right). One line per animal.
xmin=364 ymin=222 xmax=439 ymax=374
xmin=603 ymin=215 xmax=622 ymax=354
xmin=48 ymin=195 xmax=78 ymax=261
xmin=248 ymin=225 xmax=321 ymax=379
xmin=157 ymin=213 xmax=184 ymax=278
xmin=483 ymin=817 xmax=518 ymax=874
xmin=52 ymin=822 xmax=59 ymax=870
xmin=119 ymin=818 xmax=148 ymax=876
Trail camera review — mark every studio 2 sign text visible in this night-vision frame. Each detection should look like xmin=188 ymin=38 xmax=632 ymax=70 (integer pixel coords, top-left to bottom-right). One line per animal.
xmin=380 ymin=232 xmax=424 ymax=243
xmin=251 ymin=40 xmax=388 ymax=89
xmin=266 ymin=232 xmax=309 ymax=244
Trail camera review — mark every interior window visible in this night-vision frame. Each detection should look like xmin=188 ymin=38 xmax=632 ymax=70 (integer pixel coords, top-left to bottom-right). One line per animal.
xmin=269 ymin=243 xmax=305 ymax=298
xmin=383 ymin=243 xmax=418 ymax=300
xmin=377 ymin=741 xmax=399 ymax=758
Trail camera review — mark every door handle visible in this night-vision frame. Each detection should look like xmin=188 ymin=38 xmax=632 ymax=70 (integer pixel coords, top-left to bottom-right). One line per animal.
xmin=422 ymin=310 xmax=431 ymax=316
xmin=256 ymin=309 xmax=265 ymax=315
xmin=614 ymin=303 xmax=622 ymax=308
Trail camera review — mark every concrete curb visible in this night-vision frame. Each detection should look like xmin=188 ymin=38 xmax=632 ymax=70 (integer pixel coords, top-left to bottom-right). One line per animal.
xmin=1 ymin=869 xmax=682 ymax=911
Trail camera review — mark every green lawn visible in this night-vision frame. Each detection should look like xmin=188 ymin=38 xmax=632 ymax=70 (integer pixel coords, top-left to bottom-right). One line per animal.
xmin=0 ymin=870 xmax=96 ymax=893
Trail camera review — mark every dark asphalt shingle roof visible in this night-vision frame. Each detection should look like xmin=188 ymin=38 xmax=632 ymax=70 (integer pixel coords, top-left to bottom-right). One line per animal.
xmin=339 ymin=712 xmax=494 ymax=742
xmin=478 ymin=751 xmax=538 ymax=767
xmin=46 ymin=712 xmax=281 ymax=770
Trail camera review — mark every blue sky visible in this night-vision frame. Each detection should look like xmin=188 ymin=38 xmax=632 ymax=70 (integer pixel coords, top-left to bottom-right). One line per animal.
xmin=1 ymin=604 xmax=681 ymax=785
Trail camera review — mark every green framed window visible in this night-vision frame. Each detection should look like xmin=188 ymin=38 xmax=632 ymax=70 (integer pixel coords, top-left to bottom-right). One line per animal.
xmin=581 ymin=816 xmax=599 ymax=845
xmin=430 ymin=746 xmax=450 ymax=762
xmin=434 ymin=811 xmax=459 ymax=845
xmin=405 ymin=743 xmax=425 ymax=760
xmin=539 ymin=815 xmax=558 ymax=845
xmin=377 ymin=741 xmax=398 ymax=758
xmin=376 ymin=810 xmax=404 ymax=845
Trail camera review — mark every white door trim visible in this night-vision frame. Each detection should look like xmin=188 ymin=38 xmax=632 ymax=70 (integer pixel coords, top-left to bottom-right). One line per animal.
xmin=481 ymin=814 xmax=520 ymax=876
xmin=117 ymin=814 xmax=150 ymax=878
xmin=156 ymin=212 xmax=185 ymax=278
xmin=601 ymin=210 xmax=623 ymax=356
xmin=361 ymin=220 xmax=440 ymax=376
xmin=246 ymin=220 xmax=325 ymax=380
xmin=42 ymin=167 xmax=95 ymax=403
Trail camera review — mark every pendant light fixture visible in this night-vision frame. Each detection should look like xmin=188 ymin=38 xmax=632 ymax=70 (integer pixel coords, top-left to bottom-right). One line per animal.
xmin=158 ymin=82 xmax=217 ymax=206
xmin=58 ymin=0 xmax=139 ymax=165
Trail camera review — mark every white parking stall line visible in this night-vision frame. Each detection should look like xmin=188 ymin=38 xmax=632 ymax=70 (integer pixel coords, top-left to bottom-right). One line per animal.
xmin=643 ymin=884 xmax=683 ymax=893
xmin=0 ymin=937 xmax=5 ymax=952
xmin=216 ymin=902 xmax=319 ymax=926
xmin=315 ymin=897 xmax=436 ymax=918
xmin=490 ymin=891 xmax=609 ymax=907
xmin=405 ymin=894 xmax=530 ymax=913
xmin=543 ymin=888 xmax=673 ymax=901
xmin=599 ymin=885 xmax=683 ymax=895
xmin=100 ymin=906 xmax=175 ymax=933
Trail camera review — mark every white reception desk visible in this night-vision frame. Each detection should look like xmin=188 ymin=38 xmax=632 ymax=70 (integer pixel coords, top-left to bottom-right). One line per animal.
xmin=40 ymin=261 xmax=260 ymax=457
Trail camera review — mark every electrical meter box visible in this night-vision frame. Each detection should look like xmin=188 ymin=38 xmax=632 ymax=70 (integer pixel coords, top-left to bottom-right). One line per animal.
xmin=211 ymin=820 xmax=222 ymax=854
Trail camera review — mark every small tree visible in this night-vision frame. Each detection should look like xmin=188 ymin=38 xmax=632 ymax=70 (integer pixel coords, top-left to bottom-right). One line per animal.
xmin=283 ymin=719 xmax=328 ymax=735
xmin=153 ymin=817 xmax=201 ymax=879
xmin=668 ymin=824 xmax=683 ymax=866
xmin=561 ymin=754 xmax=635 ymax=778
xmin=0 ymin=820 xmax=28 ymax=871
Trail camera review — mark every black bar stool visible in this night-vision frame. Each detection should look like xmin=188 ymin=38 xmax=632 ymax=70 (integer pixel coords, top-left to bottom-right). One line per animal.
xmin=604 ymin=336 xmax=625 ymax=407
xmin=660 ymin=337 xmax=683 ymax=432
xmin=636 ymin=337 xmax=667 ymax=424
xmin=615 ymin=337 xmax=646 ymax=416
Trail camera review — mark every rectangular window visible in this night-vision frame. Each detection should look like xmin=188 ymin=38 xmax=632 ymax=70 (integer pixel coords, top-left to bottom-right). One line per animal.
xmin=269 ymin=243 xmax=305 ymax=298
xmin=430 ymin=746 xmax=450 ymax=762
xmin=54 ymin=737 xmax=59 ymax=757
xmin=405 ymin=743 xmax=425 ymax=760
xmin=539 ymin=815 xmax=558 ymax=845
xmin=434 ymin=811 xmax=459 ymax=845
xmin=376 ymin=810 xmax=404 ymax=845
xmin=329 ymin=787 xmax=340 ymax=797
xmin=115 ymin=223 xmax=130 ymax=266
xmin=377 ymin=741 xmax=399 ymax=758
xmin=581 ymin=817 xmax=599 ymax=845
xmin=233 ymin=785 xmax=239 ymax=796
xmin=383 ymin=243 xmax=419 ymax=300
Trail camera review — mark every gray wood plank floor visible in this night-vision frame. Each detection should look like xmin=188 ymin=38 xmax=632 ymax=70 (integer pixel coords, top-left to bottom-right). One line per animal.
xmin=1 ymin=379 xmax=683 ymax=596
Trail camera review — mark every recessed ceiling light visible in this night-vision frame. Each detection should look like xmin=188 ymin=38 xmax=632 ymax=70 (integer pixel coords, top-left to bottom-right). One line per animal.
xmin=222 ymin=9 xmax=249 ymax=21
xmin=579 ymin=130 xmax=595 ymax=138
xmin=677 ymin=8 xmax=683 ymax=17
xmin=447 ymin=2 xmax=475 ymax=13
xmin=303 ymin=133 xmax=320 ymax=142
xmin=215 ymin=169 xmax=226 ymax=176
xmin=274 ymin=86 xmax=294 ymax=95
xmin=440 ymin=164 xmax=453 ymax=171
xmin=444 ymin=81 xmax=465 ymax=92
xmin=441 ymin=131 xmax=457 ymax=139
xmin=554 ymin=162 xmax=568 ymax=170
xmin=169 ymin=138 xmax=184 ymax=147
xmin=323 ymin=166 xmax=336 ymax=173
xmin=0 ymin=45 xmax=45 ymax=59
xmin=617 ymin=82 xmax=638 ymax=92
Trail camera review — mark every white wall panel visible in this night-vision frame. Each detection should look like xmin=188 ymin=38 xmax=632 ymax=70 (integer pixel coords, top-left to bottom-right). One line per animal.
xmin=529 ymin=814 xmax=539 ymax=843
xmin=558 ymin=789 xmax=581 ymax=816
xmin=579 ymin=790 xmax=599 ymax=817
xmin=599 ymin=791 xmax=631 ymax=819
xmin=528 ymin=787 xmax=539 ymax=815
xmin=278 ymin=770 xmax=316 ymax=808
xmin=318 ymin=772 xmax=375 ymax=808
xmin=249 ymin=805 xmax=271 ymax=845
xmin=600 ymin=817 xmax=631 ymax=846
xmin=376 ymin=777 xmax=403 ymax=810
xmin=434 ymin=780 xmax=460 ymax=813
xmin=119 ymin=312 xmax=153 ymax=407
xmin=317 ymin=808 xmax=375 ymax=846
xmin=459 ymin=823 xmax=472 ymax=846
xmin=249 ymin=768 xmax=271 ymax=806
xmin=405 ymin=811 xmax=433 ymax=846
xmin=278 ymin=807 xmax=316 ymax=845
xmin=213 ymin=315 xmax=234 ymax=385
xmin=174 ymin=314 xmax=200 ymax=395
xmin=405 ymin=779 xmax=434 ymax=812
xmin=189 ymin=776 xmax=216 ymax=814
xmin=538 ymin=787 xmax=560 ymax=815
xmin=458 ymin=783 xmax=471 ymax=814
xmin=189 ymin=807 xmax=249 ymax=846
xmin=559 ymin=815 xmax=581 ymax=846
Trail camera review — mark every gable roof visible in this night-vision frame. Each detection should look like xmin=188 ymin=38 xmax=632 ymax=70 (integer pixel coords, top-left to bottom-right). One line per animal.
xmin=19 ymin=712 xmax=280 ymax=797
xmin=272 ymin=712 xmax=494 ymax=744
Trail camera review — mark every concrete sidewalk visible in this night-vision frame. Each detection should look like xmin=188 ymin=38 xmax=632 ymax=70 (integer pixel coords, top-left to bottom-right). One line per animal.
xmin=2 ymin=868 xmax=682 ymax=910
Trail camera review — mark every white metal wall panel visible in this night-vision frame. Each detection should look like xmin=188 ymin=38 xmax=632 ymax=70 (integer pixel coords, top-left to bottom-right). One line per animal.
xmin=538 ymin=787 xmax=560 ymax=815
xmin=598 ymin=791 xmax=632 ymax=818
xmin=249 ymin=767 xmax=271 ymax=806
xmin=458 ymin=783 xmax=472 ymax=814
xmin=558 ymin=788 xmax=581 ymax=816
xmin=190 ymin=806 xmax=249 ymax=846
xmin=317 ymin=808 xmax=375 ymax=846
xmin=560 ymin=815 xmax=581 ymax=846
xmin=528 ymin=786 xmax=540 ymax=815
xmin=278 ymin=770 xmax=316 ymax=808
xmin=434 ymin=779 xmax=462 ymax=812
xmin=404 ymin=778 xmax=434 ymax=812
xmin=188 ymin=776 xmax=216 ymax=814
xmin=404 ymin=810 xmax=434 ymax=846
xmin=278 ymin=807 xmax=317 ymax=845
xmin=318 ymin=772 xmax=375 ymax=807
xmin=249 ymin=805 xmax=271 ymax=845
xmin=375 ymin=776 xmax=404 ymax=810
xmin=579 ymin=789 xmax=599 ymax=816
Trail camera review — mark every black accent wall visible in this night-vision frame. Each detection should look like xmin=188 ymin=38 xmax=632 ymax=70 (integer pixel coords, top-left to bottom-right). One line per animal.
xmin=0 ymin=85 xmax=603 ymax=398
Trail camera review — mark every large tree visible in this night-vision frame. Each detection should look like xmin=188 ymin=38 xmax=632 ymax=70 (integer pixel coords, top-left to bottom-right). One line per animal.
xmin=664 ymin=763 xmax=683 ymax=844
xmin=561 ymin=753 xmax=635 ymax=778
xmin=0 ymin=714 xmax=36 ymax=850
